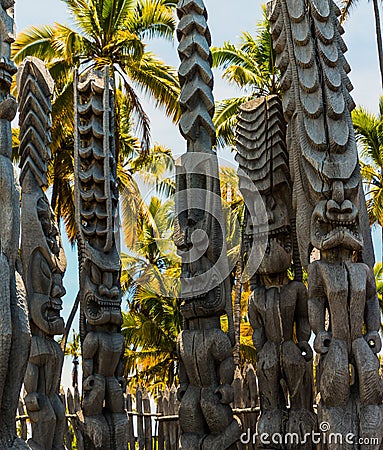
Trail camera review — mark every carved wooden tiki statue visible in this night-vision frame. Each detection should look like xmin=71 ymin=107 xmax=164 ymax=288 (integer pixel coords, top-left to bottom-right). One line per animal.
xmin=174 ymin=1 xmax=241 ymax=449
xmin=268 ymin=0 xmax=383 ymax=447
xmin=236 ymin=95 xmax=316 ymax=448
xmin=18 ymin=56 xmax=67 ymax=450
xmin=74 ymin=68 xmax=128 ymax=450
xmin=0 ymin=1 xmax=31 ymax=448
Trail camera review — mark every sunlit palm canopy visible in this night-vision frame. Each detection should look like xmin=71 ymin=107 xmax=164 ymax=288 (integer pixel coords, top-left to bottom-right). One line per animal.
xmin=121 ymin=196 xmax=181 ymax=392
xmin=352 ymin=97 xmax=383 ymax=228
xmin=13 ymin=0 xmax=181 ymax=152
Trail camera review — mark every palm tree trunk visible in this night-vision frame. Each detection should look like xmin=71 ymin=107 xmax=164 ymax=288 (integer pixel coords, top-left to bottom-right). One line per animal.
xmin=233 ymin=260 xmax=242 ymax=367
xmin=72 ymin=357 xmax=79 ymax=389
xmin=60 ymin=293 xmax=80 ymax=352
xmin=372 ymin=0 xmax=383 ymax=89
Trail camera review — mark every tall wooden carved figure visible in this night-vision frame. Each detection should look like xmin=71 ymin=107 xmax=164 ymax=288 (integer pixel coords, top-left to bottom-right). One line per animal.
xmin=268 ymin=0 xmax=383 ymax=448
xmin=0 ymin=1 xmax=31 ymax=448
xmin=74 ymin=68 xmax=128 ymax=450
xmin=236 ymin=95 xmax=316 ymax=448
xmin=19 ymin=57 xmax=67 ymax=450
xmin=175 ymin=1 xmax=241 ymax=449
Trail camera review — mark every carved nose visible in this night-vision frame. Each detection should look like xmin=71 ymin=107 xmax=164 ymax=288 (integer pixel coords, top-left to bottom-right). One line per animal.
xmin=51 ymin=284 xmax=66 ymax=298
xmin=99 ymin=284 xmax=119 ymax=299
xmin=326 ymin=199 xmax=353 ymax=215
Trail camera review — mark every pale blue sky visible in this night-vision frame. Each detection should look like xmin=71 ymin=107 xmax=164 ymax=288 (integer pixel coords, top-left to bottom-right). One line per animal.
xmin=13 ymin=0 xmax=382 ymax=386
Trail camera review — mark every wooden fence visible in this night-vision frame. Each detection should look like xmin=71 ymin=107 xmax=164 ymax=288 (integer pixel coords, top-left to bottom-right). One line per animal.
xmin=16 ymin=364 xmax=260 ymax=449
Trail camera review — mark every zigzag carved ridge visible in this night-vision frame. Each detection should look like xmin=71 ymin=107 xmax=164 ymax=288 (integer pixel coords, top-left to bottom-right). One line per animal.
xmin=267 ymin=0 xmax=364 ymax=265
xmin=268 ymin=0 xmax=358 ymax=178
xmin=177 ymin=0 xmax=215 ymax=146
xmin=75 ymin=69 xmax=117 ymax=251
xmin=17 ymin=57 xmax=54 ymax=188
xmin=235 ymin=96 xmax=290 ymax=193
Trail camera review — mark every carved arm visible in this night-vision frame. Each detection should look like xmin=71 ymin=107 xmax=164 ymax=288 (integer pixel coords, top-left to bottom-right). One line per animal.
xmin=214 ymin=331 xmax=235 ymax=404
xmin=176 ymin=334 xmax=189 ymax=402
xmin=82 ymin=332 xmax=98 ymax=379
xmin=364 ymin=266 xmax=381 ymax=353
xmin=24 ymin=361 xmax=40 ymax=412
xmin=308 ymin=263 xmax=331 ymax=354
xmin=295 ymin=282 xmax=313 ymax=361
xmin=248 ymin=291 xmax=266 ymax=352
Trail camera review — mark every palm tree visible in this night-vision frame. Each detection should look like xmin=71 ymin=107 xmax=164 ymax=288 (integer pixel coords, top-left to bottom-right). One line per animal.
xmin=13 ymin=0 xmax=180 ymax=148
xmin=219 ymin=167 xmax=245 ymax=365
xmin=352 ymin=97 xmax=383 ymax=260
xmin=211 ymin=6 xmax=279 ymax=148
xmin=12 ymin=0 xmax=181 ymax=240
xmin=121 ymin=196 xmax=182 ymax=392
xmin=340 ymin=0 xmax=383 ymax=89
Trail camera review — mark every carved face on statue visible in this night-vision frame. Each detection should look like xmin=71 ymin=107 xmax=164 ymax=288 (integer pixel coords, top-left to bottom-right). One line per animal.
xmin=311 ymin=182 xmax=362 ymax=252
xmin=37 ymin=198 xmax=61 ymax=256
xmin=82 ymin=259 xmax=122 ymax=326
xmin=251 ymin=190 xmax=293 ymax=276
xmin=30 ymin=251 xmax=65 ymax=336
xmin=28 ymin=197 xmax=66 ymax=336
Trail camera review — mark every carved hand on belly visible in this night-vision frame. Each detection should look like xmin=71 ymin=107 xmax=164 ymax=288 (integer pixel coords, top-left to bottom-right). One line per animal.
xmin=25 ymin=392 xmax=40 ymax=412
xmin=314 ymin=331 xmax=332 ymax=354
xmin=365 ymin=331 xmax=382 ymax=354
xmin=214 ymin=384 xmax=234 ymax=404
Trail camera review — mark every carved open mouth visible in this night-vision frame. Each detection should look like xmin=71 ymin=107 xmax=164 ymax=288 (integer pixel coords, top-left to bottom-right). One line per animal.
xmin=180 ymin=266 xmax=225 ymax=319
xmin=313 ymin=219 xmax=362 ymax=249
xmin=246 ymin=225 xmax=292 ymax=255
xmin=181 ymin=282 xmax=222 ymax=303
xmin=311 ymin=198 xmax=362 ymax=250
xmin=255 ymin=224 xmax=290 ymax=238
xmin=43 ymin=299 xmax=63 ymax=323
xmin=85 ymin=294 xmax=121 ymax=321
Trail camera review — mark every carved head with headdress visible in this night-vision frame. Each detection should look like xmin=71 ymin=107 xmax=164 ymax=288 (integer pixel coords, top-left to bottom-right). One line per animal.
xmin=18 ymin=57 xmax=67 ymax=337
xmin=236 ymin=95 xmax=300 ymax=281
xmin=75 ymin=68 xmax=122 ymax=330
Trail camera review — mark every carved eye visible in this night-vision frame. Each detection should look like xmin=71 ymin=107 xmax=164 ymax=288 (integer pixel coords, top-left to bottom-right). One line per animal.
xmin=40 ymin=258 xmax=51 ymax=280
xmin=90 ymin=263 xmax=101 ymax=285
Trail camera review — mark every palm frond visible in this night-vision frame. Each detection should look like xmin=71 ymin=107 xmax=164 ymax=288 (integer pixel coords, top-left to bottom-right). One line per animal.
xmin=130 ymin=0 xmax=176 ymax=41
xmin=214 ymin=96 xmax=252 ymax=148
xmin=12 ymin=25 xmax=56 ymax=63
xmin=124 ymin=51 xmax=181 ymax=122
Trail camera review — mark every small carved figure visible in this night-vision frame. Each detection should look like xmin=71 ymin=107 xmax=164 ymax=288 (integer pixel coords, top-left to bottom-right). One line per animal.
xmin=18 ymin=57 xmax=67 ymax=450
xmin=175 ymin=1 xmax=241 ymax=448
xmin=236 ymin=96 xmax=315 ymax=448
xmin=74 ymin=68 xmax=128 ymax=450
